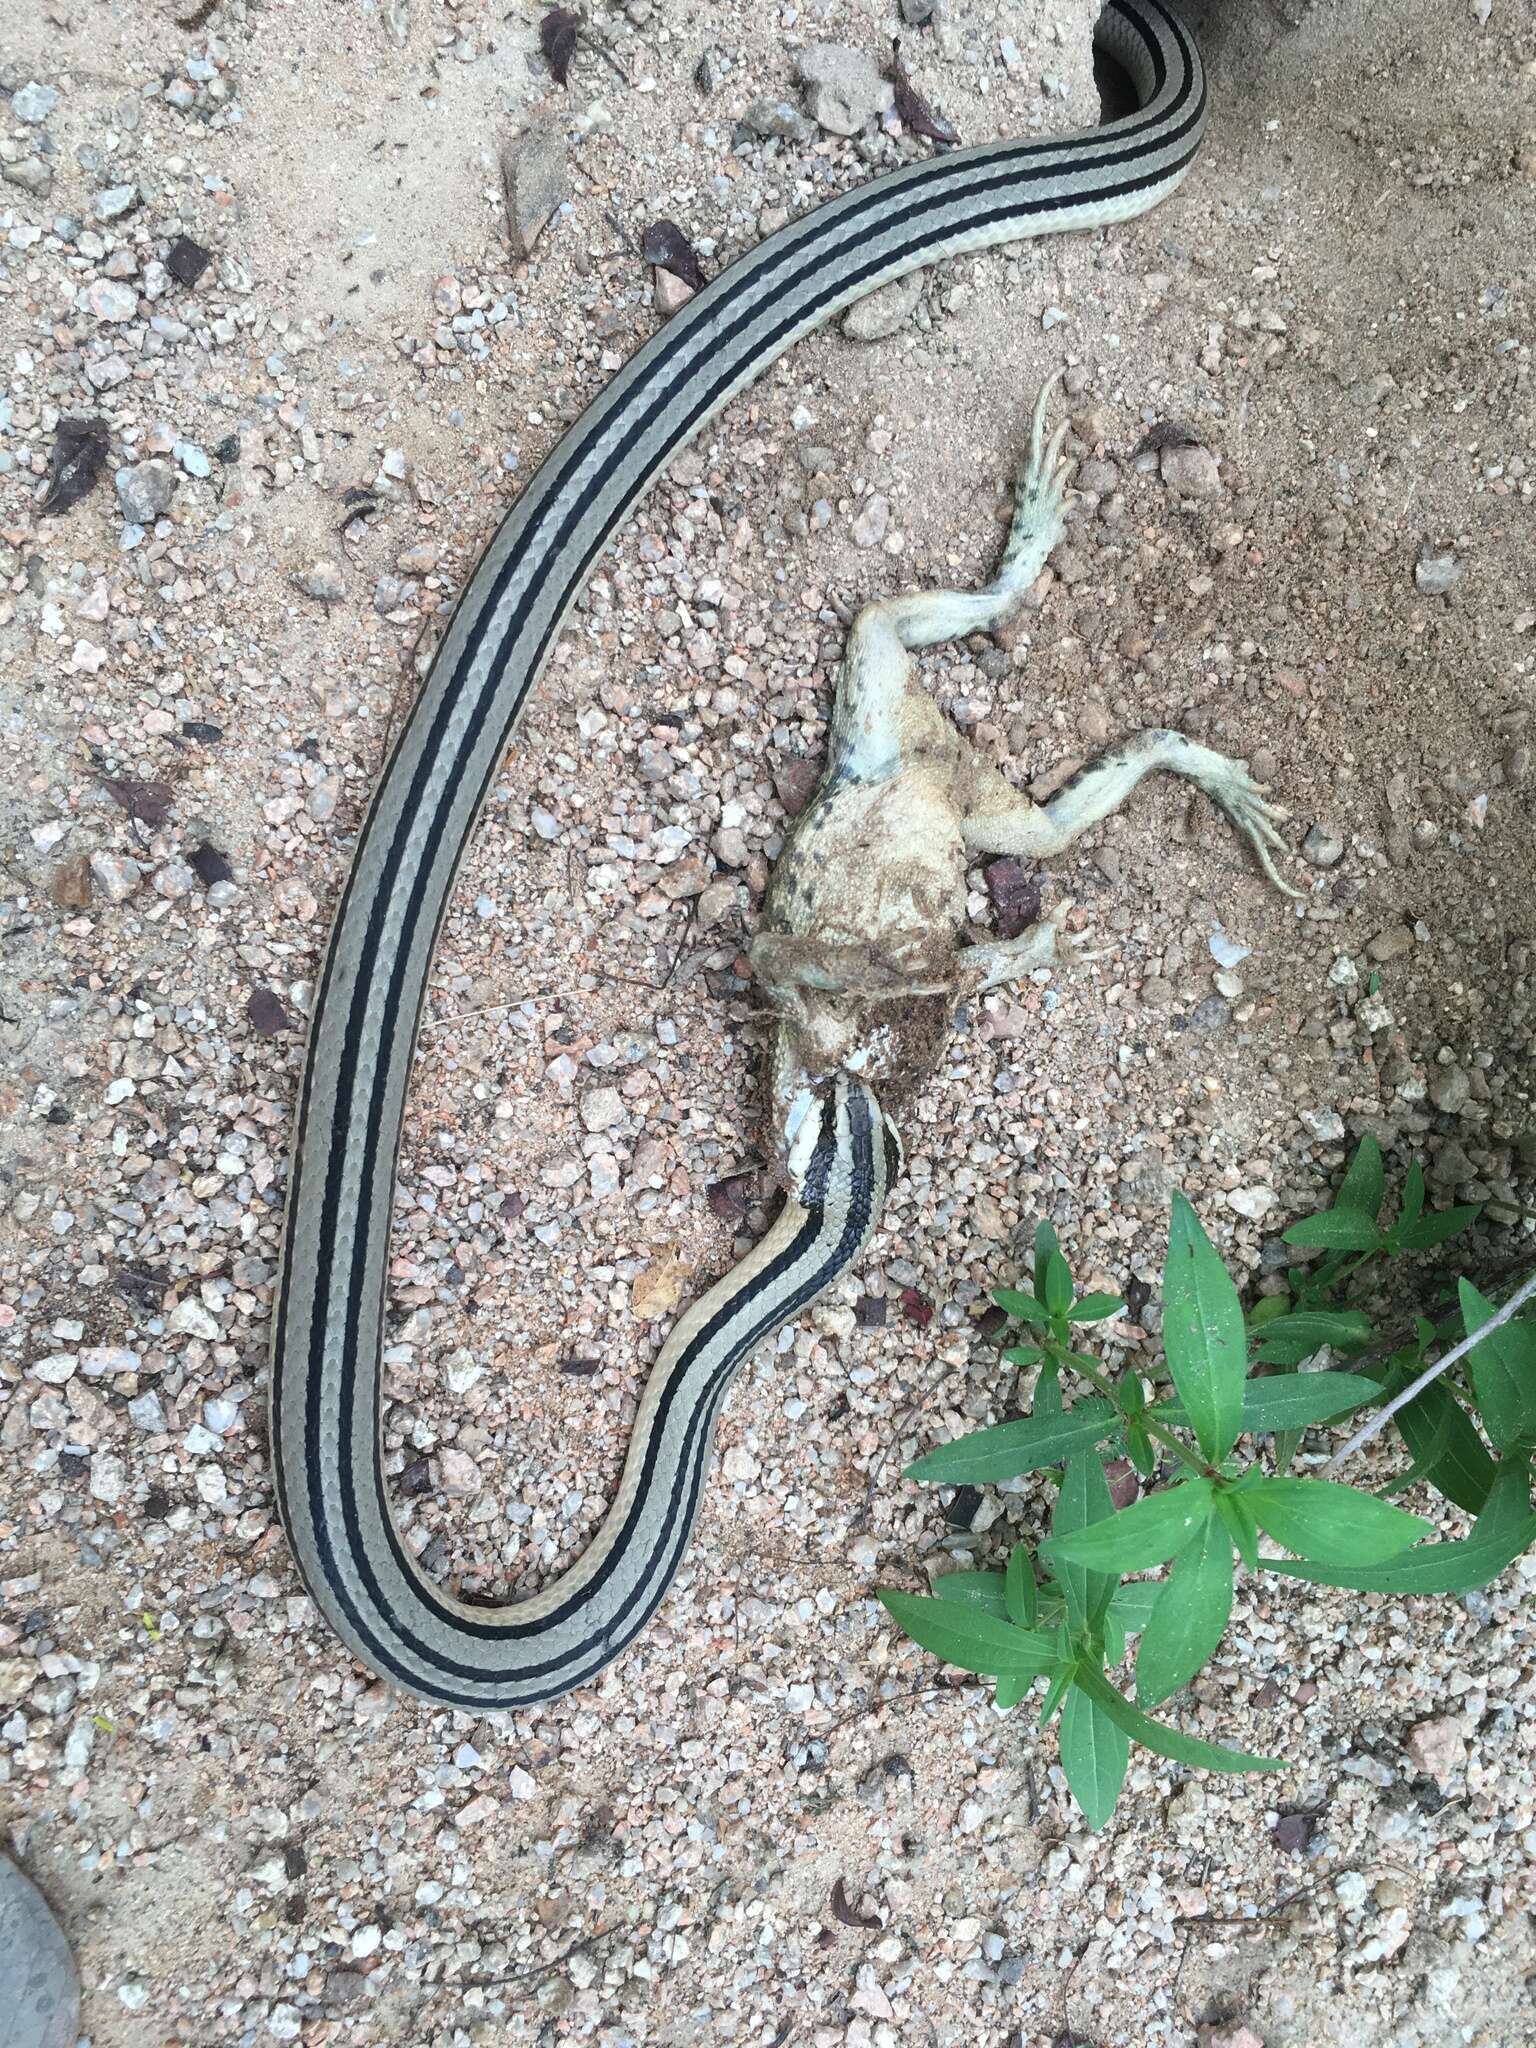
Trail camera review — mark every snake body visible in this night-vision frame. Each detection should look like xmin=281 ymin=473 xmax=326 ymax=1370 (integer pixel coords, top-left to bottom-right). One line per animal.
xmin=271 ymin=0 xmax=1207 ymax=1709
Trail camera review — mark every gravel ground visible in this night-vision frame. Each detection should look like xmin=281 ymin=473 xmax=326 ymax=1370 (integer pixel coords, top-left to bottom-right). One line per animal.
xmin=3 ymin=0 xmax=1535 ymax=2043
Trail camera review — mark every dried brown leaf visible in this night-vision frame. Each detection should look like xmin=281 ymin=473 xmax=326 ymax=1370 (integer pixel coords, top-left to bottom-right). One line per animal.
xmin=540 ymin=6 xmax=581 ymax=86
xmin=830 ymin=1878 xmax=880 ymax=1931
xmin=890 ymin=40 xmax=959 ymax=147
xmin=50 ymin=857 xmax=93 ymax=910
xmin=641 ymin=218 xmax=708 ymax=292
xmin=899 ymin=1286 xmax=933 ymax=1328
xmin=984 ymin=857 xmax=1041 ymax=941
xmin=247 ymin=987 xmax=293 ymax=1037
xmin=188 ymin=842 xmax=233 ymax=886
xmin=1131 ymin=419 xmax=1203 ymax=459
xmin=706 ymin=1172 xmax=755 ymax=1225
xmin=101 ymin=777 xmax=174 ymax=828
xmin=41 ymin=416 xmax=110 ymax=518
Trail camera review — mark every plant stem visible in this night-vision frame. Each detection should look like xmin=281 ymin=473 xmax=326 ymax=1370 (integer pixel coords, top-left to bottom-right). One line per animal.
xmin=1321 ymin=1266 xmax=1536 ymax=1478
xmin=1065 ymin=1353 xmax=1209 ymax=1477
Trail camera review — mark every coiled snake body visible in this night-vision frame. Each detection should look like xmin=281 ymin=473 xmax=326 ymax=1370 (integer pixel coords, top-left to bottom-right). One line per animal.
xmin=272 ymin=1 xmax=1209 ymax=1708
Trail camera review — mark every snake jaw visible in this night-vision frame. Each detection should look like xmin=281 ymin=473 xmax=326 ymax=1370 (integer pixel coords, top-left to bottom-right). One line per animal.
xmin=782 ymin=1085 xmax=826 ymax=1202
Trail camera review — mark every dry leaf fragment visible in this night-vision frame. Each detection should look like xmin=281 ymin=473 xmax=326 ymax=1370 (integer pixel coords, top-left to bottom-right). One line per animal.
xmin=247 ymin=987 xmax=293 ymax=1037
xmin=899 ymin=1286 xmax=933 ymax=1328
xmin=1131 ymin=419 xmax=1203 ymax=459
xmin=188 ymin=843 xmax=233 ymax=886
xmin=830 ymin=1878 xmax=881 ymax=1931
xmin=642 ymin=218 xmax=708 ymax=292
xmin=631 ymin=1253 xmax=688 ymax=1321
xmin=889 ymin=40 xmax=960 ymax=146
xmin=540 ymin=6 xmax=580 ymax=86
xmin=706 ymin=1172 xmax=756 ymax=1226
xmin=983 ymin=858 xmax=1042 ymax=940
xmin=101 ymin=777 xmax=174 ymax=828
xmin=41 ymin=417 xmax=110 ymax=518
xmin=50 ymin=857 xmax=93 ymax=910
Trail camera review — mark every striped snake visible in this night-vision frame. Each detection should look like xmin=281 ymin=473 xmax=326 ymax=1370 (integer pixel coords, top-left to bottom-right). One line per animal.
xmin=271 ymin=0 xmax=1208 ymax=1709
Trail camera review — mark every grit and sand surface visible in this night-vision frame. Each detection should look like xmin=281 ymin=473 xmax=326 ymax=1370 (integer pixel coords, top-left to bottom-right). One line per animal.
xmin=2 ymin=1 xmax=1534 ymax=2043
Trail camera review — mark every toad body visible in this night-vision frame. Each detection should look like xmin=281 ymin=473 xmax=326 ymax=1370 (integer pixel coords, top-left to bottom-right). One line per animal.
xmin=750 ymin=376 xmax=1297 ymax=1191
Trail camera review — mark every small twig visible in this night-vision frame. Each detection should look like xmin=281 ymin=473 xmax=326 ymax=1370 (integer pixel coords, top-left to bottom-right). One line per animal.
xmin=1321 ymin=1266 xmax=1536 ymax=1478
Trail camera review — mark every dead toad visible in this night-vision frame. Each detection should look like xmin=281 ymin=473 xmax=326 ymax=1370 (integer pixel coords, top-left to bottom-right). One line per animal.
xmin=750 ymin=375 xmax=1299 ymax=1193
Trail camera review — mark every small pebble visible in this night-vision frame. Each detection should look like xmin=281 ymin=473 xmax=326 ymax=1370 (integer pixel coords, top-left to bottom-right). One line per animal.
xmin=12 ymin=81 xmax=60 ymax=124
xmin=1429 ymin=1065 xmax=1470 ymax=1115
xmin=1366 ymin=925 xmax=1412 ymax=962
xmin=86 ymin=280 xmax=139 ymax=323
xmin=1160 ymin=443 xmax=1222 ymax=497
xmin=793 ymin=45 xmax=893 ymax=137
xmin=1414 ymin=551 xmax=1463 ymax=596
xmin=1404 ymin=1716 xmax=1466 ymax=1784
xmin=94 ymin=183 xmax=139 ymax=221
xmin=740 ymin=98 xmax=814 ymax=142
xmin=1301 ymin=823 xmax=1344 ymax=868
xmin=852 ymin=494 xmax=891 ymax=548
xmin=843 ymin=271 xmax=925 ymax=342
xmin=295 ymin=560 xmax=346 ymax=602
xmin=115 ymin=460 xmax=175 ymax=524
xmin=89 ymin=852 xmax=142 ymax=903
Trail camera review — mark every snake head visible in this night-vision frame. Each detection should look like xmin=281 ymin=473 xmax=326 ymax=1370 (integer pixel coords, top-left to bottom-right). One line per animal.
xmin=781 ymin=1072 xmax=903 ymax=1210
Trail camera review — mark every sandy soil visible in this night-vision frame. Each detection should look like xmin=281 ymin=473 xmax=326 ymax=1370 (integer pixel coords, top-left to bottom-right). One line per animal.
xmin=2 ymin=0 xmax=1535 ymax=2043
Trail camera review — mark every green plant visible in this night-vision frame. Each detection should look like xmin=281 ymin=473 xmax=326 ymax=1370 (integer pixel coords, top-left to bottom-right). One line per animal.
xmin=879 ymin=1144 xmax=1536 ymax=1830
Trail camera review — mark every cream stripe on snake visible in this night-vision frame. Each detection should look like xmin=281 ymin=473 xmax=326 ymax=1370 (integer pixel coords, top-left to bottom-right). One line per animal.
xmin=270 ymin=0 xmax=1207 ymax=1709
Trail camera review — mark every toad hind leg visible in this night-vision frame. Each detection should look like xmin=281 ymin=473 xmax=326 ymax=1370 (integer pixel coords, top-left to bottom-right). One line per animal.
xmin=960 ymin=729 xmax=1300 ymax=898
xmin=829 ymin=373 xmax=1074 ymax=783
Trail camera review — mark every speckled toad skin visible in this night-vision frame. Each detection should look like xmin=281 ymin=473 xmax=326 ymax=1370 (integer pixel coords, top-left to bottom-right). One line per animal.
xmin=751 ymin=376 xmax=1298 ymax=1192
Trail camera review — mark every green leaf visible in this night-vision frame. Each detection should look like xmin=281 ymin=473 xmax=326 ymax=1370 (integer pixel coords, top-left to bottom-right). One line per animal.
xmin=1005 ymin=1542 xmax=1037 ymax=1629
xmin=1033 ymin=1218 xmax=1060 ymax=1288
xmin=1394 ymin=1205 xmax=1481 ymax=1251
xmin=1163 ymin=1193 xmax=1247 ymax=1465
xmin=1248 ymin=1293 xmax=1292 ymax=1330
xmin=1003 ymin=1343 xmax=1046 ymax=1366
xmin=994 ymin=1288 xmax=1049 ymax=1326
xmin=1059 ymin=1682 xmax=1130 ymax=1830
xmin=1106 ymin=1580 xmax=1162 ymax=1636
xmin=1135 ymin=1518 xmax=1235 ymax=1708
xmin=1395 ymin=1379 xmax=1495 ymax=1515
xmin=1038 ymin=1663 xmax=1074 ymax=1727
xmin=1215 ymin=1485 xmax=1260 ymax=1571
xmin=905 ymin=1401 xmax=1117 ymax=1485
xmin=1070 ymin=1293 xmax=1125 ymax=1324
xmin=1283 ymin=1210 xmax=1382 ymax=1251
xmin=877 ymin=1590 xmax=1060 ymax=1682
xmin=1044 ymin=1480 xmax=1215 ymax=1574
xmin=1267 ymin=1479 xmax=1536 ymax=1595
xmin=995 ymin=1672 xmax=1030 ymax=1711
xmin=1338 ymin=1133 xmax=1385 ymax=1222
xmin=1126 ymin=1421 xmax=1157 ymax=1479
xmin=1072 ymin=1663 xmax=1284 ymax=1773
xmin=1043 ymin=1249 xmax=1075 ymax=1320
xmin=1252 ymin=1310 xmax=1374 ymax=1366
xmin=1248 ymin=1478 xmax=1430 ymax=1565
xmin=1271 ymin=1425 xmax=1304 ymax=1477
xmin=1459 ymin=1280 xmax=1536 ymax=1451
xmin=1398 ymin=1160 xmax=1426 ymax=1232
xmin=1052 ymin=1452 xmax=1117 ymax=1634
xmin=1152 ymin=1372 xmax=1381 ymax=1438
xmin=1035 ymin=1362 xmax=1063 ymax=1420
xmin=1238 ymin=1371 xmax=1380 ymax=1429
xmin=933 ymin=1571 xmax=1008 ymax=1618
xmin=1472 ymin=1454 xmax=1533 ymax=1543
